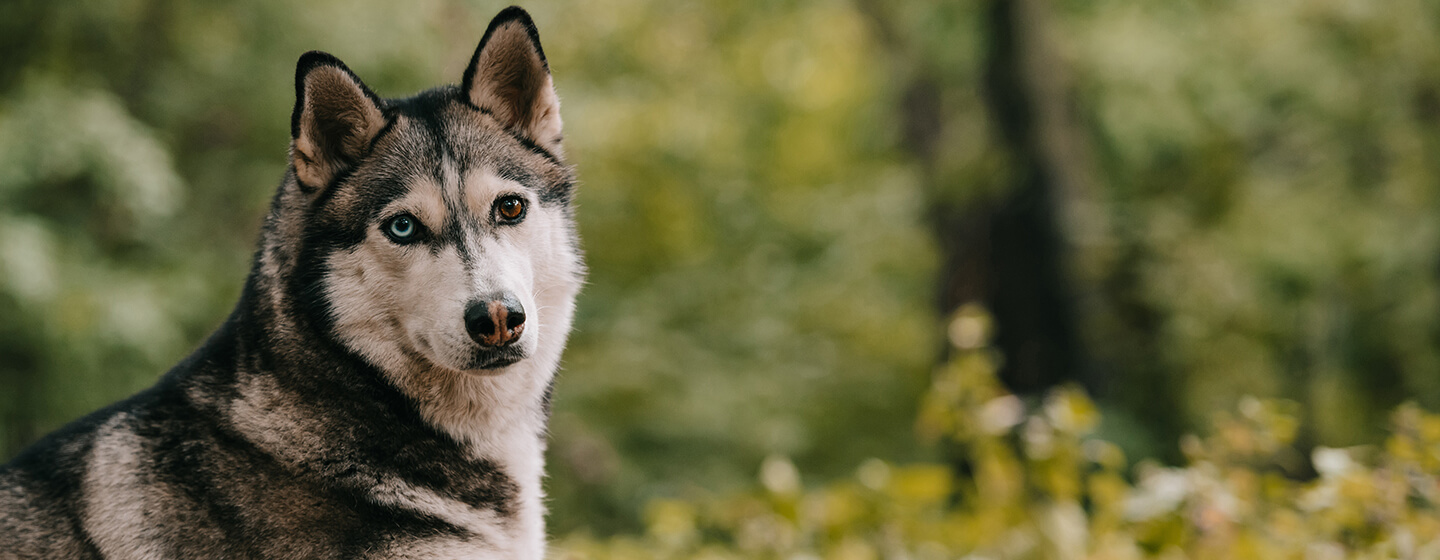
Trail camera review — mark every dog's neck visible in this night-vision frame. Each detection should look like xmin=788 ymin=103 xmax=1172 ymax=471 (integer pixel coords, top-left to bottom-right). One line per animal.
xmin=376 ymin=351 xmax=556 ymax=560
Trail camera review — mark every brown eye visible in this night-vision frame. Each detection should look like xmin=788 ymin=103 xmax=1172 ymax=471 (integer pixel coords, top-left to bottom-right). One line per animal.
xmin=495 ymin=195 xmax=526 ymax=223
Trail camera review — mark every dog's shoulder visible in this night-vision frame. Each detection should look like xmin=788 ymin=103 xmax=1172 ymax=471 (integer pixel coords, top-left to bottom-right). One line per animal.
xmin=0 ymin=382 xmax=167 ymax=558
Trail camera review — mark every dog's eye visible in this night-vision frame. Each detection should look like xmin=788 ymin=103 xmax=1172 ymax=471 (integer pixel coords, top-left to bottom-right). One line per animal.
xmin=383 ymin=214 xmax=422 ymax=243
xmin=495 ymin=196 xmax=526 ymax=224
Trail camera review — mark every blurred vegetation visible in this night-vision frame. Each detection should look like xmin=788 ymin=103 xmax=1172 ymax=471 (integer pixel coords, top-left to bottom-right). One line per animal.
xmin=4 ymin=0 xmax=1440 ymax=548
xmin=558 ymin=307 xmax=1440 ymax=559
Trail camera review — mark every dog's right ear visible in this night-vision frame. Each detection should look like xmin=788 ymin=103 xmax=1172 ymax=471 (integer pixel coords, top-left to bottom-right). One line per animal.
xmin=290 ymin=51 xmax=386 ymax=191
xmin=463 ymin=7 xmax=562 ymax=153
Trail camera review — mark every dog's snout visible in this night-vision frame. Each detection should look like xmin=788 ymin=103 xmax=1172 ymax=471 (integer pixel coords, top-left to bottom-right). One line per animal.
xmin=465 ymin=294 xmax=526 ymax=347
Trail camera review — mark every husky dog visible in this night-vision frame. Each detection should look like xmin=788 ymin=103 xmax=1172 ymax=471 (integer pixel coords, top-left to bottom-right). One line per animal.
xmin=0 ymin=6 xmax=582 ymax=559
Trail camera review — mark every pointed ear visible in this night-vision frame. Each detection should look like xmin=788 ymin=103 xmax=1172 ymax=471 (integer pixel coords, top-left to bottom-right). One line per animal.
xmin=290 ymin=51 xmax=386 ymax=191
xmin=462 ymin=7 xmax=563 ymax=152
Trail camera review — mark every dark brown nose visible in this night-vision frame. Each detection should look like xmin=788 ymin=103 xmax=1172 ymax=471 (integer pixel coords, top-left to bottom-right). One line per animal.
xmin=465 ymin=293 xmax=526 ymax=347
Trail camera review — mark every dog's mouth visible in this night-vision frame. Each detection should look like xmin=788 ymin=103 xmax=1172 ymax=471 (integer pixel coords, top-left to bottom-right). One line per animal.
xmin=464 ymin=345 xmax=527 ymax=372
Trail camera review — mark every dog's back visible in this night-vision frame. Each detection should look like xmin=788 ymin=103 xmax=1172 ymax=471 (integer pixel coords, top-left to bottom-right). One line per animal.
xmin=0 ymin=369 xmax=258 ymax=557
xmin=0 ymin=326 xmax=466 ymax=558
xmin=1 ymin=398 xmax=134 ymax=559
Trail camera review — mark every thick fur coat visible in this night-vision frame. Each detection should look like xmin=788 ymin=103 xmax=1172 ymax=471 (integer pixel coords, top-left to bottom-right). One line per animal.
xmin=0 ymin=7 xmax=583 ymax=559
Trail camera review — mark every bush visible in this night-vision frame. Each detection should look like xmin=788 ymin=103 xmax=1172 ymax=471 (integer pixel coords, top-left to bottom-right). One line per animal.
xmin=556 ymin=305 xmax=1440 ymax=559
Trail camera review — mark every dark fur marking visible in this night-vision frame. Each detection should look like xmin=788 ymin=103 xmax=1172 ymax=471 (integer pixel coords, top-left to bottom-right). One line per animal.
xmin=365 ymin=116 xmax=401 ymax=155
xmin=506 ymin=129 xmax=563 ymax=167
xmin=450 ymin=200 xmax=477 ymax=272
xmin=539 ymin=178 xmax=575 ymax=206
xmin=494 ymin=161 xmax=542 ymax=191
xmin=306 ymin=164 xmax=358 ymax=208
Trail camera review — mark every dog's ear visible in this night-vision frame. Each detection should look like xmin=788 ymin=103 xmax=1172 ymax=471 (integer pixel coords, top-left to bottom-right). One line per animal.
xmin=290 ymin=51 xmax=386 ymax=191
xmin=463 ymin=7 xmax=563 ymax=153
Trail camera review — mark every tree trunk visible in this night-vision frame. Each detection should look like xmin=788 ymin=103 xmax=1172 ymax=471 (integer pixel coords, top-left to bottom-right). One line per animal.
xmin=939 ymin=0 xmax=1094 ymax=395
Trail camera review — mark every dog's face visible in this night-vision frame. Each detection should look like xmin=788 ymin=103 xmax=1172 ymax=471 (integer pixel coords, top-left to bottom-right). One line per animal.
xmin=283 ymin=11 xmax=581 ymax=378
xmin=311 ymin=104 xmax=578 ymax=376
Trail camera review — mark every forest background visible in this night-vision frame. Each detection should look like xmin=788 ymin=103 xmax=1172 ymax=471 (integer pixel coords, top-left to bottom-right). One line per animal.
xmin=3 ymin=0 xmax=1440 ymax=556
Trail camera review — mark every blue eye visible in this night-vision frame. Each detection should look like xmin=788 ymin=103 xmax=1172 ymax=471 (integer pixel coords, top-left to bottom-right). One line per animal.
xmin=384 ymin=214 xmax=420 ymax=243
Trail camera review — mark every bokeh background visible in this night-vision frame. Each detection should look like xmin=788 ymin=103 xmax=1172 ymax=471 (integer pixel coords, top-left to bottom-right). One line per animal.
xmin=4 ymin=0 xmax=1440 ymax=553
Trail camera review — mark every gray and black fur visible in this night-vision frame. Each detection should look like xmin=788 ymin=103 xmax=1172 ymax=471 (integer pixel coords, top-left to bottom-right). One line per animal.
xmin=0 ymin=6 xmax=583 ymax=559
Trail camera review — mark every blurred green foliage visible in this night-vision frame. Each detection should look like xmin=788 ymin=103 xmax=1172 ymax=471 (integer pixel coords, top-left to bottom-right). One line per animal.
xmin=1056 ymin=0 xmax=1440 ymax=456
xmin=879 ymin=0 xmax=1440 ymax=456
xmin=559 ymin=307 xmax=1440 ymax=558
xmin=4 ymin=0 xmax=1440 ymax=544
xmin=555 ymin=308 xmax=1440 ymax=555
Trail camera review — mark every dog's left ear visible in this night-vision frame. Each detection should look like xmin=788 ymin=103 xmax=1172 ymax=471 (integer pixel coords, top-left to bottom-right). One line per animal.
xmin=463 ymin=7 xmax=563 ymax=153
xmin=291 ymin=51 xmax=386 ymax=192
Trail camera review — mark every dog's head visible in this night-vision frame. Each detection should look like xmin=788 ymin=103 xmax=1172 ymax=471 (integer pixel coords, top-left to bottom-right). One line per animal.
xmin=269 ymin=7 xmax=582 ymax=380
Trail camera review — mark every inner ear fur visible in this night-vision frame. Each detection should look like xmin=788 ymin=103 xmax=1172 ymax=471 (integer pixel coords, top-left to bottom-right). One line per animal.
xmin=462 ymin=7 xmax=563 ymax=152
xmin=291 ymin=51 xmax=386 ymax=191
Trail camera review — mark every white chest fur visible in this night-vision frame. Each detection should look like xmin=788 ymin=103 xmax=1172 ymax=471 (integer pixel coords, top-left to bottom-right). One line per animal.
xmin=392 ymin=358 xmax=554 ymax=559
